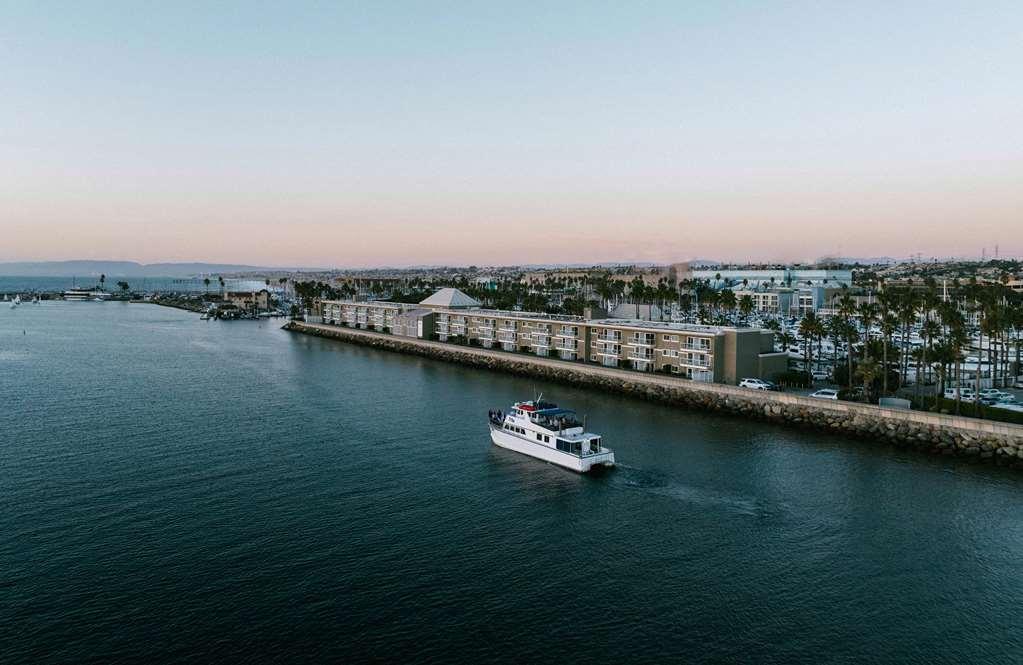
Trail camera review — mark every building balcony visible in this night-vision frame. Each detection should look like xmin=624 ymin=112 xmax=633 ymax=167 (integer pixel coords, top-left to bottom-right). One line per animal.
xmin=679 ymin=357 xmax=711 ymax=368
xmin=682 ymin=342 xmax=712 ymax=352
xmin=597 ymin=334 xmax=621 ymax=342
xmin=628 ymin=351 xmax=654 ymax=362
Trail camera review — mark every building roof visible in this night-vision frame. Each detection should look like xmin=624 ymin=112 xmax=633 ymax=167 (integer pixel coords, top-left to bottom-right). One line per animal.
xmin=419 ymin=288 xmax=480 ymax=308
xmin=400 ymin=307 xmax=435 ymax=318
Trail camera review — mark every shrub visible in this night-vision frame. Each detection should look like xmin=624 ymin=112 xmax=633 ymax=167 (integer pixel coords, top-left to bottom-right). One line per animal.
xmin=776 ymin=370 xmax=810 ymax=389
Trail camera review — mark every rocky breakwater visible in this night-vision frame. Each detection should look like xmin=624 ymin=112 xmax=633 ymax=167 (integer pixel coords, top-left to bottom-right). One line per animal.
xmin=285 ymin=321 xmax=1023 ymax=471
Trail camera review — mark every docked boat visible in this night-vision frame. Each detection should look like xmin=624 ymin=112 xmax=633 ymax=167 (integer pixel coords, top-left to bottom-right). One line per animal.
xmin=488 ymin=398 xmax=615 ymax=473
xmin=63 ymin=290 xmax=111 ymax=301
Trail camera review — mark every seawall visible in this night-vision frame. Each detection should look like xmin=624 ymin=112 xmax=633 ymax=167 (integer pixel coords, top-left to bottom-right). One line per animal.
xmin=285 ymin=321 xmax=1023 ymax=470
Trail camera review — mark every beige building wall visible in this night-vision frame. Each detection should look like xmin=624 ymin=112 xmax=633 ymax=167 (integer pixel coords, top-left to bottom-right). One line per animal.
xmin=315 ymin=298 xmax=784 ymax=385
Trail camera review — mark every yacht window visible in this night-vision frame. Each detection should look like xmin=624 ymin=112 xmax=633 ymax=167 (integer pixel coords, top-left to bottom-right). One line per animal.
xmin=536 ymin=433 xmax=543 ymax=441
xmin=543 ymin=435 xmax=549 ymax=443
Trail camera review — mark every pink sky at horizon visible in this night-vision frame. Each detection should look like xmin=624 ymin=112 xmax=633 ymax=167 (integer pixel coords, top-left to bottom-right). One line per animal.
xmin=5 ymin=167 xmax=1021 ymax=267
xmin=3 ymin=2 xmax=1021 ymax=267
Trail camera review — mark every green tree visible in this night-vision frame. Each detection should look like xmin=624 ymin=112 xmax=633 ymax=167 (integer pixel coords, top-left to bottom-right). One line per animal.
xmin=738 ymin=294 xmax=754 ymax=325
xmin=856 ymin=356 xmax=882 ymax=403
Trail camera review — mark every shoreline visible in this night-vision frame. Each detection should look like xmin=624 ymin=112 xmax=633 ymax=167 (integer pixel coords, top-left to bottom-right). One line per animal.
xmin=284 ymin=320 xmax=1023 ymax=471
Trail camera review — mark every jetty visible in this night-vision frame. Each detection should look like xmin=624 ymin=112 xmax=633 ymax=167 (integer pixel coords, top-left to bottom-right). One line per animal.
xmin=285 ymin=320 xmax=1023 ymax=471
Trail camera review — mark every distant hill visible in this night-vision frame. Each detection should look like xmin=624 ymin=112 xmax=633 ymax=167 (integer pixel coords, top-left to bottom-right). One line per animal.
xmin=0 ymin=261 xmax=317 ymax=277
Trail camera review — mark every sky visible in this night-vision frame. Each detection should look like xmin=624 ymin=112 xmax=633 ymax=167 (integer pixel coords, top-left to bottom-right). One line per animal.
xmin=1 ymin=1 xmax=1021 ymax=267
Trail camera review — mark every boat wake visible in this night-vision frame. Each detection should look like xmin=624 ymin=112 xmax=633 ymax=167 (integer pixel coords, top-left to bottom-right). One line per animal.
xmin=611 ymin=465 xmax=777 ymax=518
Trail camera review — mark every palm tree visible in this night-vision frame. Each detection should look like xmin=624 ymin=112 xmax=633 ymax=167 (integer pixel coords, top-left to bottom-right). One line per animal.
xmin=799 ymin=311 xmax=823 ymax=381
xmin=719 ymin=289 xmax=737 ymax=318
xmin=920 ymin=318 xmax=941 ymax=402
xmin=203 ymin=277 xmax=211 ymax=295
xmin=99 ymin=273 xmax=106 ymax=291
xmin=837 ymin=292 xmax=858 ymax=392
xmin=858 ymin=301 xmax=879 ymax=362
xmin=826 ymin=314 xmax=848 ymax=381
xmin=856 ymin=356 xmax=882 ymax=403
xmin=938 ymin=309 xmax=969 ymax=415
xmin=880 ymin=310 xmax=898 ymax=396
xmin=897 ymin=289 xmax=919 ymax=388
xmin=738 ymin=295 xmax=754 ymax=326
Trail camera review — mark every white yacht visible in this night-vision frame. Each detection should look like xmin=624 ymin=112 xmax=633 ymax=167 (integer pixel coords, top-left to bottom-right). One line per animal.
xmin=488 ymin=398 xmax=615 ymax=473
xmin=63 ymin=289 xmax=111 ymax=301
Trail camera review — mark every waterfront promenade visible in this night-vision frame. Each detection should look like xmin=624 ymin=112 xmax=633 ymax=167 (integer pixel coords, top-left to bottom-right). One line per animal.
xmin=287 ymin=320 xmax=1023 ymax=469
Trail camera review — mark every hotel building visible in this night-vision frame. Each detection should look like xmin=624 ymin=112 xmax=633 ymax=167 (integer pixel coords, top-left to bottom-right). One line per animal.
xmin=308 ymin=289 xmax=787 ymax=385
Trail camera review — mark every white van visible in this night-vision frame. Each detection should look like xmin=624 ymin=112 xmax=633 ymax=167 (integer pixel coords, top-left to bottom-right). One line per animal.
xmin=943 ymin=387 xmax=976 ymax=402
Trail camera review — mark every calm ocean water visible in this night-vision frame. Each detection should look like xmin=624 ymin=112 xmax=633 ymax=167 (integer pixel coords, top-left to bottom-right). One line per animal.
xmin=2 ymin=302 xmax=1022 ymax=663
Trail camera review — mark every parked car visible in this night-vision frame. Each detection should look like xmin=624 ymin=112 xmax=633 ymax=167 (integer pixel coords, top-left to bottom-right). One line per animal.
xmin=943 ymin=388 xmax=976 ymax=402
xmin=739 ymin=378 xmax=772 ymax=391
xmin=809 ymin=389 xmax=839 ymax=400
xmin=1013 ymin=379 xmax=1023 ymax=390
xmin=997 ymin=395 xmax=1017 ymax=404
xmin=811 ymin=371 xmax=831 ymax=381
xmin=978 ymin=389 xmax=1009 ymax=400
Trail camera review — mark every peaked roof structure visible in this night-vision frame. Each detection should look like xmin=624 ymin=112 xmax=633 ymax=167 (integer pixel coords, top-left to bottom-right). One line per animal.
xmin=419 ymin=288 xmax=481 ymax=309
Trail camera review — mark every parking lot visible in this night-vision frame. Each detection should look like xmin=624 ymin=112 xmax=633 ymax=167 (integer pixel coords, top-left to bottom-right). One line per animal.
xmin=787 ymin=381 xmax=1023 ymax=407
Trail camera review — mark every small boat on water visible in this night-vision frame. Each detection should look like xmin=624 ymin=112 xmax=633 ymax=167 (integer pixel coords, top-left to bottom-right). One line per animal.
xmin=488 ymin=397 xmax=615 ymax=473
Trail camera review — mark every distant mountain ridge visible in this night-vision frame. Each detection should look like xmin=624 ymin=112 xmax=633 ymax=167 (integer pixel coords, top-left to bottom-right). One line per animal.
xmin=0 ymin=261 xmax=314 ymax=277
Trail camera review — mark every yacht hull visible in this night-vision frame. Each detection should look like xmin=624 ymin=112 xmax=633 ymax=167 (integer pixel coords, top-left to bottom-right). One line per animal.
xmin=489 ymin=426 xmax=614 ymax=473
